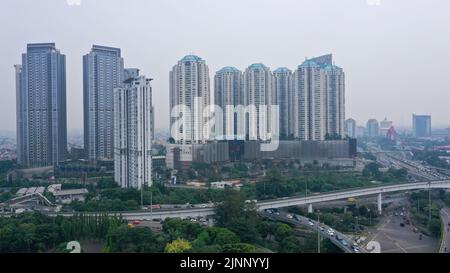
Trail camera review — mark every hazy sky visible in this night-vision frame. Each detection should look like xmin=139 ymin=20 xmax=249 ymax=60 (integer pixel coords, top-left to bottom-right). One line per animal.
xmin=1 ymin=0 xmax=450 ymax=133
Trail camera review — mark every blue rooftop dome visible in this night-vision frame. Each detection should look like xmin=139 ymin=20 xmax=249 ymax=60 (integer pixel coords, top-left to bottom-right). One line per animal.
xmin=181 ymin=55 xmax=203 ymax=62
xmin=217 ymin=66 xmax=240 ymax=73
xmin=273 ymin=67 xmax=291 ymax=73
xmin=248 ymin=63 xmax=268 ymax=70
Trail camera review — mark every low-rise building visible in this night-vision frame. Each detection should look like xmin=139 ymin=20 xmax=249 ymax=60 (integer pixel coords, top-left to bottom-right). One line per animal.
xmin=210 ymin=180 xmax=242 ymax=190
xmin=165 ymin=140 xmax=356 ymax=170
xmin=53 ymin=189 xmax=89 ymax=204
xmin=185 ymin=181 xmax=208 ymax=187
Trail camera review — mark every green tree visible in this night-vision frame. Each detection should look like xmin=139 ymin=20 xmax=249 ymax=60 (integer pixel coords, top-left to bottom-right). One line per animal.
xmin=163 ymin=218 xmax=203 ymax=241
xmin=428 ymin=219 xmax=441 ymax=237
xmin=193 ymin=227 xmax=240 ymax=247
xmin=165 ymin=238 xmax=192 ymax=253
xmin=222 ymin=243 xmax=259 ymax=253
xmin=279 ymin=236 xmax=301 ymax=253
xmin=274 ymin=223 xmax=294 ymax=242
xmin=362 ymin=162 xmax=381 ymax=179
xmin=105 ymin=226 xmax=163 ymax=253
xmin=214 ymin=189 xmax=247 ymax=226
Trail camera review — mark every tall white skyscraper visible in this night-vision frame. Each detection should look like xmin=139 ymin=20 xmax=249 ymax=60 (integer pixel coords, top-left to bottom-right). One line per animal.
xmin=292 ymin=60 xmax=326 ymax=140
xmin=169 ymin=55 xmax=210 ymax=144
xmin=114 ymin=75 xmax=153 ymax=189
xmin=324 ymin=65 xmax=345 ymax=138
xmin=243 ymin=63 xmax=275 ymax=140
xmin=214 ymin=66 xmax=242 ymax=139
xmin=291 ymin=54 xmax=345 ymax=140
xmin=16 ymin=43 xmax=67 ymax=167
xmin=83 ymin=45 xmax=124 ymax=161
xmin=273 ymin=67 xmax=292 ymax=139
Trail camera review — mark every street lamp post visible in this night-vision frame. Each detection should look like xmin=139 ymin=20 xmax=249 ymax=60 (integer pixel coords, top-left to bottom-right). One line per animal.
xmin=140 ymin=183 xmax=144 ymax=209
xmin=428 ymin=184 xmax=432 ymax=223
xmin=150 ymin=187 xmax=153 ymax=220
xmin=317 ymin=210 xmax=321 ymax=254
xmin=305 ymin=181 xmax=308 ymax=198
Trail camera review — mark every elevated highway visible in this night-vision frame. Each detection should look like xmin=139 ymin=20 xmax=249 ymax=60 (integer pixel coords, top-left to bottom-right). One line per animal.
xmin=43 ymin=180 xmax=450 ymax=220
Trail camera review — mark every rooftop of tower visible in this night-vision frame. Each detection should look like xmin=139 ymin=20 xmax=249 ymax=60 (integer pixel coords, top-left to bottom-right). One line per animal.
xmin=91 ymin=44 xmax=121 ymax=54
xmin=181 ymin=55 xmax=203 ymax=62
xmin=27 ymin=42 xmax=56 ymax=48
xmin=300 ymin=54 xmax=334 ymax=69
xmin=298 ymin=60 xmax=319 ymax=68
xmin=273 ymin=67 xmax=292 ymax=73
xmin=308 ymin=54 xmax=333 ymax=67
xmin=217 ymin=66 xmax=240 ymax=73
xmin=248 ymin=63 xmax=268 ymax=70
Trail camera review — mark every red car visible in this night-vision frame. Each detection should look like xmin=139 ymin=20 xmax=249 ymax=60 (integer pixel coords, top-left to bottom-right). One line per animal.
xmin=132 ymin=220 xmax=141 ymax=225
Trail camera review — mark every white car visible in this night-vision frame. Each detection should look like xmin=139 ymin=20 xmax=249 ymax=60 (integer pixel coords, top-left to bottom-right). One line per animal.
xmin=287 ymin=214 xmax=293 ymax=219
xmin=352 ymin=246 xmax=360 ymax=253
xmin=308 ymin=221 xmax=314 ymax=226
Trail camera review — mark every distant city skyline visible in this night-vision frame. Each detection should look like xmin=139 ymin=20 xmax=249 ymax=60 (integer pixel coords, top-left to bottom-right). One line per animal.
xmin=2 ymin=0 xmax=450 ymax=132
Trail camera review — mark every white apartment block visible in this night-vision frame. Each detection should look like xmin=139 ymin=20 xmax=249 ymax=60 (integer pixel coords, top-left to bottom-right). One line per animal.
xmin=325 ymin=65 xmax=346 ymax=138
xmin=114 ymin=76 xmax=153 ymax=189
xmin=291 ymin=55 xmax=345 ymax=141
xmin=292 ymin=60 xmax=327 ymax=140
xmin=214 ymin=66 xmax=243 ymax=139
xmin=242 ymin=63 xmax=275 ymax=140
xmin=273 ymin=67 xmax=292 ymax=138
xmin=169 ymin=55 xmax=210 ymax=144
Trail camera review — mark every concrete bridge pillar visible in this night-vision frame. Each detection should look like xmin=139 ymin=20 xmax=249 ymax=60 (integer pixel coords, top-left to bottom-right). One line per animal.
xmin=308 ymin=204 xmax=313 ymax=214
xmin=377 ymin=193 xmax=382 ymax=215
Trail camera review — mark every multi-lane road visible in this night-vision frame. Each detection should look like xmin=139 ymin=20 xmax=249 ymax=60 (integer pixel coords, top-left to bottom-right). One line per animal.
xmin=262 ymin=210 xmax=366 ymax=253
xmin=366 ymin=144 xmax=449 ymax=181
xmin=439 ymin=208 xmax=450 ymax=253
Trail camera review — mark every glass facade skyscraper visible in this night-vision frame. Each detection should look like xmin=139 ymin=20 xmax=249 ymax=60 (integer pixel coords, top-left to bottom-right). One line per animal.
xmin=413 ymin=114 xmax=431 ymax=138
xmin=15 ymin=43 xmax=67 ymax=167
xmin=83 ymin=45 xmax=124 ymax=161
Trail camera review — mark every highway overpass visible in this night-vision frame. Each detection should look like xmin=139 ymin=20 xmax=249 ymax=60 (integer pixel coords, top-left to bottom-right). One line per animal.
xmin=257 ymin=180 xmax=450 ymax=213
xmin=43 ymin=180 xmax=450 ymax=220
